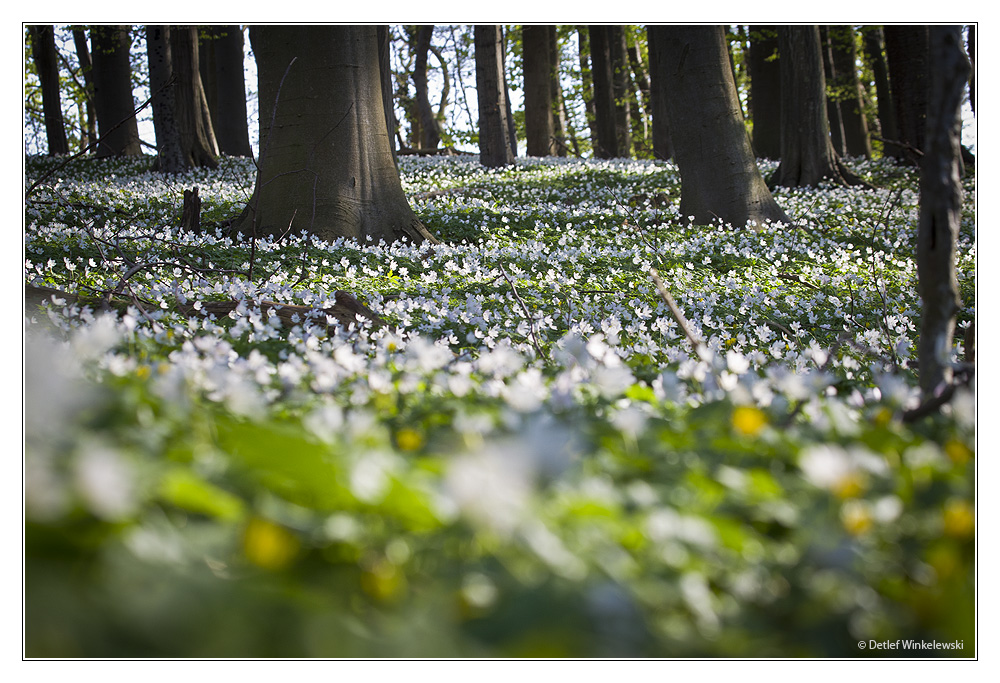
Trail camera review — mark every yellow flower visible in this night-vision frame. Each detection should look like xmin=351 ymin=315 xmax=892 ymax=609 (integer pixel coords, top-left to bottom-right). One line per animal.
xmin=841 ymin=500 xmax=873 ymax=535
xmin=396 ymin=428 xmax=424 ymax=452
xmin=833 ymin=471 xmax=867 ymax=499
xmin=732 ymin=405 xmax=767 ymax=437
xmin=243 ymin=517 xmax=299 ymax=571
xmin=944 ymin=439 xmax=973 ymax=466
xmin=943 ymin=499 xmax=974 ymax=538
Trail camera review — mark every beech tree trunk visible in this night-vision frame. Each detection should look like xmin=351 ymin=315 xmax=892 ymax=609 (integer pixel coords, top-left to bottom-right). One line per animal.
xmin=72 ymin=28 xmax=98 ymax=153
xmin=860 ymin=26 xmax=899 ymax=158
xmin=747 ymin=26 xmax=781 ymax=160
xmin=820 ymin=26 xmax=847 ymax=157
xmin=523 ymin=24 xmax=556 ymax=156
xmin=828 ymin=25 xmax=872 ymax=159
xmin=916 ymin=26 xmax=969 ymax=395
xmin=650 ymin=25 xmax=789 ymax=227
xmin=589 ymin=26 xmax=620 ymax=159
xmin=90 ymin=26 xmax=142 ymax=157
xmin=233 ymin=26 xmax=435 ymax=245
xmin=884 ymin=26 xmax=929 ymax=165
xmin=549 ymin=26 xmax=569 ymax=157
xmin=609 ymin=26 xmax=633 ymax=158
xmin=145 ymin=26 xmax=186 ymax=174
xmin=577 ymin=27 xmax=598 ymax=153
xmin=28 ymin=25 xmax=70 ymax=156
xmin=475 ymin=25 xmax=516 ymax=167
xmin=413 ymin=25 xmax=442 ymax=150
xmin=626 ymin=32 xmax=651 ymax=157
xmin=377 ymin=26 xmax=397 ymax=167
xmin=769 ymin=26 xmax=868 ymax=189
xmin=207 ymin=26 xmax=253 ymax=157
xmin=646 ymin=25 xmax=674 ymax=161
xmin=170 ymin=27 xmax=219 ymax=169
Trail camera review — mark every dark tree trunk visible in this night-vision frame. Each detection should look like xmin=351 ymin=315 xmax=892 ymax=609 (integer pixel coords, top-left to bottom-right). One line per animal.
xmin=626 ymin=32 xmax=651 ymax=156
xmin=377 ymin=26 xmax=397 ymax=167
xmin=770 ymin=26 xmax=868 ymax=189
xmin=90 ymin=26 xmax=142 ymax=157
xmin=819 ymin=26 xmax=847 ymax=157
xmin=72 ymin=28 xmax=98 ymax=153
xmin=475 ymin=25 xmax=516 ymax=167
xmin=610 ymin=26 xmax=633 ymax=158
xmin=233 ymin=26 xmax=434 ymax=245
xmin=860 ymin=26 xmax=899 ymax=158
xmin=646 ymin=25 xmax=674 ymax=161
xmin=28 ymin=25 xmax=70 ymax=156
xmin=747 ymin=25 xmax=781 ymax=159
xmin=170 ymin=27 xmax=219 ymax=169
xmin=577 ymin=27 xmax=597 ymax=153
xmin=549 ymin=26 xmax=569 ymax=157
xmin=650 ymin=25 xmax=789 ymax=226
xmin=829 ymin=25 xmax=872 ymax=158
xmin=916 ymin=26 xmax=969 ymax=395
xmin=523 ymin=24 xmax=555 ymax=156
xmin=208 ymin=26 xmax=253 ymax=157
xmin=884 ymin=26 xmax=930 ymax=165
xmin=145 ymin=26 xmax=186 ymax=174
xmin=967 ymin=25 xmax=975 ymax=115
xmin=588 ymin=26 xmax=620 ymax=158
xmin=500 ymin=27 xmax=518 ymax=159
xmin=413 ymin=25 xmax=442 ymax=150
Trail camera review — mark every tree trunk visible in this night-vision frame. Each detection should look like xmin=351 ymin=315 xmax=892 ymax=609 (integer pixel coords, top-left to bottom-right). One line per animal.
xmin=500 ymin=27 xmax=518 ymax=159
xmin=145 ymin=26 xmax=186 ymax=174
xmin=770 ymin=26 xmax=868 ymax=189
xmin=233 ymin=26 xmax=435 ymax=245
xmin=549 ymin=26 xmax=569 ymax=157
xmin=474 ymin=25 xmax=516 ymax=167
xmin=626 ymin=32 xmax=651 ymax=157
xmin=819 ymin=26 xmax=847 ymax=157
xmin=916 ymin=26 xmax=969 ymax=395
xmin=90 ymin=26 xmax=142 ymax=157
xmin=610 ymin=26 xmax=633 ymax=158
xmin=208 ymin=26 xmax=253 ymax=157
xmin=588 ymin=26 xmax=620 ymax=158
xmin=747 ymin=25 xmax=781 ymax=160
xmin=967 ymin=25 xmax=975 ymax=115
xmin=413 ymin=25 xmax=442 ymax=150
xmin=650 ymin=25 xmax=789 ymax=226
xmin=829 ymin=26 xmax=872 ymax=159
xmin=377 ymin=26 xmax=398 ymax=167
xmin=523 ymin=24 xmax=556 ymax=156
xmin=884 ymin=26 xmax=929 ymax=165
xmin=72 ymin=28 xmax=98 ymax=153
xmin=28 ymin=25 xmax=70 ymax=156
xmin=170 ymin=27 xmax=219 ymax=169
xmin=860 ymin=26 xmax=899 ymax=158
xmin=646 ymin=25 xmax=674 ymax=161
xmin=577 ymin=27 xmax=597 ymax=154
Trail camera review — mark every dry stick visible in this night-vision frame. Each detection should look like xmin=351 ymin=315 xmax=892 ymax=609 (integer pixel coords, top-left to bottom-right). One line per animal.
xmin=649 ymin=268 xmax=706 ymax=358
xmin=497 ymin=262 xmax=547 ymax=360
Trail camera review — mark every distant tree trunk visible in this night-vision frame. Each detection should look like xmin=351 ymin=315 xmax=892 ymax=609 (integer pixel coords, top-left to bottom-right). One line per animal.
xmin=475 ymin=25 xmax=516 ymax=167
xmin=860 ymin=26 xmax=899 ymax=158
xmin=747 ymin=25 xmax=781 ymax=159
xmin=916 ymin=26 xmax=969 ymax=395
xmin=610 ymin=26 xmax=633 ymax=158
xmin=770 ymin=26 xmax=868 ymax=189
xmin=523 ymin=24 xmax=556 ymax=156
xmin=90 ymin=26 xmax=142 ymax=157
xmin=377 ymin=26 xmax=397 ymax=167
xmin=884 ymin=26 xmax=929 ymax=165
xmin=819 ymin=26 xmax=847 ymax=157
xmin=650 ymin=25 xmax=789 ymax=226
xmin=646 ymin=25 xmax=674 ymax=161
xmin=233 ymin=26 xmax=434 ymax=245
xmin=72 ymin=28 xmax=98 ymax=153
xmin=549 ymin=26 xmax=569 ymax=157
xmin=145 ymin=26 xmax=186 ymax=174
xmin=413 ymin=25 xmax=442 ymax=150
xmin=577 ymin=27 xmax=597 ymax=153
xmin=170 ymin=27 xmax=219 ymax=169
xmin=829 ymin=25 xmax=872 ymax=158
xmin=28 ymin=25 xmax=70 ymax=156
xmin=626 ymin=32 xmax=651 ymax=156
xmin=209 ymin=26 xmax=253 ymax=157
xmin=589 ymin=25 xmax=620 ymax=158
xmin=500 ymin=27 xmax=518 ymax=159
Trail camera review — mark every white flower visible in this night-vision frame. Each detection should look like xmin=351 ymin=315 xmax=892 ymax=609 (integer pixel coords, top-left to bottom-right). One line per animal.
xmin=73 ymin=441 xmax=136 ymax=521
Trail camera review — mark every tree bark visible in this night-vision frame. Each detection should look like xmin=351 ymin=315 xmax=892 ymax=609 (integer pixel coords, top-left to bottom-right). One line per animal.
xmin=860 ymin=26 xmax=899 ymax=158
xmin=413 ymin=25 xmax=442 ymax=150
xmin=500 ymin=27 xmax=518 ymax=159
xmin=233 ymin=26 xmax=435 ymax=245
xmin=549 ymin=26 xmax=569 ymax=157
xmin=650 ymin=25 xmax=789 ymax=226
xmin=819 ymin=26 xmax=847 ymax=157
xmin=588 ymin=26 xmax=620 ymax=158
xmin=523 ymin=24 xmax=556 ymax=156
xmin=828 ymin=26 xmax=872 ymax=159
xmin=28 ymin=25 xmax=70 ymax=156
xmin=72 ymin=28 xmax=98 ymax=153
xmin=170 ymin=27 xmax=219 ymax=169
xmin=747 ymin=26 xmax=781 ymax=160
xmin=626 ymin=31 xmax=651 ymax=156
xmin=884 ymin=26 xmax=930 ymax=165
xmin=610 ymin=26 xmax=633 ymax=158
xmin=145 ymin=26 xmax=186 ymax=174
xmin=646 ymin=25 xmax=674 ymax=161
xmin=967 ymin=25 xmax=975 ymax=115
xmin=475 ymin=25 xmax=516 ymax=167
xmin=770 ymin=26 xmax=868 ymax=189
xmin=916 ymin=26 xmax=969 ymax=395
xmin=377 ymin=26 xmax=398 ymax=167
xmin=90 ymin=26 xmax=142 ymax=157
xmin=577 ymin=27 xmax=598 ymax=154
xmin=207 ymin=26 xmax=253 ymax=157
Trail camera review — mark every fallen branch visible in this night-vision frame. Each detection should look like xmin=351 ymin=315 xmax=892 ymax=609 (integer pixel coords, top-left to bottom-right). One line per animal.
xmin=649 ymin=268 xmax=706 ymax=358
